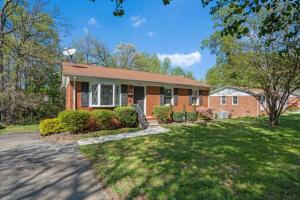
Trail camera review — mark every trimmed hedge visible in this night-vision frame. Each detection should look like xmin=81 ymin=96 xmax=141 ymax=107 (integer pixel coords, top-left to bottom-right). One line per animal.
xmin=187 ymin=112 xmax=198 ymax=121
xmin=58 ymin=110 xmax=90 ymax=133
xmin=92 ymin=109 xmax=115 ymax=130
xmin=153 ymin=106 xmax=172 ymax=124
xmin=114 ymin=106 xmax=137 ymax=128
xmin=39 ymin=118 xmax=62 ymax=136
xmin=173 ymin=112 xmax=186 ymax=122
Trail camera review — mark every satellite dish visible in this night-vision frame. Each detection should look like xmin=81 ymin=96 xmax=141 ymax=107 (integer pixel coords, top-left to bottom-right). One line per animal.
xmin=63 ymin=47 xmax=76 ymax=62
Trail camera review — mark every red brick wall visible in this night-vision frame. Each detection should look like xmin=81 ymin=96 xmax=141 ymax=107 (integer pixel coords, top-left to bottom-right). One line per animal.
xmin=127 ymin=85 xmax=134 ymax=105
xmin=209 ymin=95 xmax=259 ymax=117
xmin=65 ymin=82 xmax=73 ymax=110
xmin=288 ymin=96 xmax=300 ymax=108
xmin=146 ymin=86 xmax=161 ymax=117
xmin=146 ymin=86 xmax=209 ymax=118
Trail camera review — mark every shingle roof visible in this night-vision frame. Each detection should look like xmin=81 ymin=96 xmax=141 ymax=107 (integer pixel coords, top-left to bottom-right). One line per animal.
xmin=210 ymin=86 xmax=264 ymax=95
xmin=62 ymin=62 xmax=210 ymax=89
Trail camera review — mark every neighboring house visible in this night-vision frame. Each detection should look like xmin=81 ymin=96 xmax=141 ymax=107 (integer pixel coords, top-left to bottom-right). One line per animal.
xmin=209 ymin=86 xmax=300 ymax=118
xmin=62 ymin=62 xmax=210 ymax=119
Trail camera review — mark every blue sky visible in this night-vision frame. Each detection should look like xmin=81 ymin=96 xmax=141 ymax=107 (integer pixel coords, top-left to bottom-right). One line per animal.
xmin=51 ymin=0 xmax=216 ymax=80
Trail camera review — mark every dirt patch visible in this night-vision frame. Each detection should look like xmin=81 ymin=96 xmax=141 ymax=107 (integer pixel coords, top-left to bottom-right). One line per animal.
xmin=43 ymin=132 xmax=80 ymax=142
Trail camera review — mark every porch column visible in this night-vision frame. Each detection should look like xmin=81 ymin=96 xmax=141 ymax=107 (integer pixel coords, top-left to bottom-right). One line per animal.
xmin=73 ymin=76 xmax=76 ymax=110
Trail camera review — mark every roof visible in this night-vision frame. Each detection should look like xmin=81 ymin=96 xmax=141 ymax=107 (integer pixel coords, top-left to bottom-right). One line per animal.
xmin=62 ymin=62 xmax=210 ymax=89
xmin=210 ymin=86 xmax=264 ymax=96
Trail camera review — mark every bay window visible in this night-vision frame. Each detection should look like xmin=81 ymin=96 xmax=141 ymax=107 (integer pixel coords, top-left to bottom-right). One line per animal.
xmin=91 ymin=84 xmax=99 ymax=106
xmin=90 ymin=83 xmax=120 ymax=107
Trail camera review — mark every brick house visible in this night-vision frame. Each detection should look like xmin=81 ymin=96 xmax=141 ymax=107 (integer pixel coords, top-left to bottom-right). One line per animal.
xmin=209 ymin=86 xmax=300 ymax=118
xmin=62 ymin=62 xmax=210 ymax=119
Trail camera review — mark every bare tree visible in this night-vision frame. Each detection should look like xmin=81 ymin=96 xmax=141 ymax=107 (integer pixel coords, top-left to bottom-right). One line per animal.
xmin=114 ymin=42 xmax=137 ymax=69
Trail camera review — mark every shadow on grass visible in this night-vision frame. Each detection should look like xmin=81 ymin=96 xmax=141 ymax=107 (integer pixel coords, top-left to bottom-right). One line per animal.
xmin=81 ymin=114 xmax=300 ymax=200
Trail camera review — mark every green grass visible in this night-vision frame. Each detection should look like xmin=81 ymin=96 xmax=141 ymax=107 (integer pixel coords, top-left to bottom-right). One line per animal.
xmin=0 ymin=124 xmax=39 ymax=135
xmin=79 ymin=127 xmax=141 ymax=139
xmin=80 ymin=113 xmax=300 ymax=200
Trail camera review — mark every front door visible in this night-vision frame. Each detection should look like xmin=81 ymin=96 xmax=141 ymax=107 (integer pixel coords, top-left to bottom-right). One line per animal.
xmin=134 ymin=86 xmax=145 ymax=113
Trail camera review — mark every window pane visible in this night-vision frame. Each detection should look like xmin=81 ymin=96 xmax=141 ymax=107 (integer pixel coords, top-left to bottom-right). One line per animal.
xmin=115 ymin=85 xmax=120 ymax=106
xmin=164 ymin=89 xmax=172 ymax=105
xmin=92 ymin=84 xmax=98 ymax=105
xmin=192 ymin=90 xmax=197 ymax=97
xmin=192 ymin=97 xmax=197 ymax=104
xmin=165 ymin=89 xmax=172 ymax=96
xmin=233 ymin=96 xmax=238 ymax=104
xmin=164 ymin=97 xmax=172 ymax=105
xmin=221 ymin=96 xmax=226 ymax=104
xmin=101 ymin=84 xmax=113 ymax=105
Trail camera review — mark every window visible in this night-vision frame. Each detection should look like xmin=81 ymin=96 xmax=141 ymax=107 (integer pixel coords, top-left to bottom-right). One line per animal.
xmin=101 ymin=84 xmax=113 ymax=105
xmin=192 ymin=90 xmax=198 ymax=105
xmin=164 ymin=88 xmax=172 ymax=105
xmin=90 ymin=83 xmax=120 ymax=107
xmin=232 ymin=96 xmax=238 ymax=105
xmin=91 ymin=84 xmax=99 ymax=106
xmin=221 ymin=96 xmax=226 ymax=105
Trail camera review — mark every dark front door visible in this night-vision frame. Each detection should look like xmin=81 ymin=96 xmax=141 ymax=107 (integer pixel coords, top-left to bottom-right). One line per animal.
xmin=134 ymin=86 xmax=145 ymax=113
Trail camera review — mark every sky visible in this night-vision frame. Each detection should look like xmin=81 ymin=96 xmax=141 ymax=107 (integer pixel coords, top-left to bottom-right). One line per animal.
xmin=50 ymin=0 xmax=216 ymax=80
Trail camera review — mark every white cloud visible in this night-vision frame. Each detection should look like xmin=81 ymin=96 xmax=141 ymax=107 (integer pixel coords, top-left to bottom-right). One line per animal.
xmin=148 ymin=32 xmax=154 ymax=37
xmin=83 ymin=27 xmax=89 ymax=34
xmin=157 ymin=51 xmax=201 ymax=67
xmin=131 ymin=15 xmax=146 ymax=27
xmin=88 ymin=17 xmax=102 ymax=28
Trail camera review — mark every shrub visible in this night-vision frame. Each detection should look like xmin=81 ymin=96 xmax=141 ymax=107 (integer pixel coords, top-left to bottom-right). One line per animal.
xmin=197 ymin=108 xmax=214 ymax=120
xmin=153 ymin=106 xmax=172 ymax=124
xmin=187 ymin=112 xmax=198 ymax=121
xmin=92 ymin=109 xmax=115 ymax=130
xmin=58 ymin=110 xmax=90 ymax=133
xmin=173 ymin=112 xmax=186 ymax=122
xmin=287 ymin=106 xmax=299 ymax=112
xmin=113 ymin=106 xmax=137 ymax=128
xmin=39 ymin=118 xmax=62 ymax=136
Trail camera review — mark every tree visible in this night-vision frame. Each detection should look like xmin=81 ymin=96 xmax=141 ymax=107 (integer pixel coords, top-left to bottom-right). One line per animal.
xmin=96 ymin=0 xmax=299 ymax=44
xmin=133 ymin=53 xmax=161 ymax=73
xmin=71 ymin=33 xmax=115 ymax=66
xmin=114 ymin=43 xmax=137 ymax=69
xmin=203 ymin=6 xmax=300 ymax=126
xmin=0 ymin=0 xmax=64 ymax=124
xmin=160 ymin=57 xmax=171 ymax=74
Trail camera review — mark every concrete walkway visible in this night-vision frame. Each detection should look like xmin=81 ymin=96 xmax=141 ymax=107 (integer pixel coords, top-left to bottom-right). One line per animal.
xmin=0 ymin=132 xmax=108 ymax=200
xmin=78 ymin=126 xmax=170 ymax=146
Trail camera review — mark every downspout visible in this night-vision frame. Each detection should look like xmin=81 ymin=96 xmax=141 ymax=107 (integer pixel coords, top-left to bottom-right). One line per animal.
xmin=73 ymin=76 xmax=77 ymax=110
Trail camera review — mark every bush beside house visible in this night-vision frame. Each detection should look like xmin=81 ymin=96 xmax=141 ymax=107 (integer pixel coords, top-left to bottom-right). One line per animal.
xmin=39 ymin=107 xmax=138 ymax=136
xmin=39 ymin=118 xmax=62 ymax=136
xmin=114 ymin=106 xmax=138 ymax=128
xmin=153 ymin=106 xmax=172 ymax=123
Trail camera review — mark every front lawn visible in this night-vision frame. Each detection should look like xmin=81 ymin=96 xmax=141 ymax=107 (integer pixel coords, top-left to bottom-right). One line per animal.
xmin=81 ymin=113 xmax=300 ymax=200
xmin=0 ymin=124 xmax=39 ymax=135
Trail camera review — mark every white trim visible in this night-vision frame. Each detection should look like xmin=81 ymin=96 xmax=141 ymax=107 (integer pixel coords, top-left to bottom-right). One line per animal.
xmin=232 ymin=96 xmax=238 ymax=105
xmin=220 ymin=96 xmax=226 ymax=105
xmin=73 ymin=76 xmax=76 ymax=110
xmin=144 ymin=86 xmax=147 ymax=115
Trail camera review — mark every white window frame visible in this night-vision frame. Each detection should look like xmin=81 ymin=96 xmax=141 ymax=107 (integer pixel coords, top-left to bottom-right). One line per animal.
xmin=89 ymin=82 xmax=121 ymax=107
xmin=220 ymin=96 xmax=226 ymax=105
xmin=232 ymin=96 xmax=238 ymax=105
xmin=192 ymin=89 xmax=199 ymax=106
xmin=164 ymin=87 xmax=173 ymax=106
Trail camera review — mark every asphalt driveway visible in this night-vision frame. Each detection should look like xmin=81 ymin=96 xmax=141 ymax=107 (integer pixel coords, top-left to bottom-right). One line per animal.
xmin=0 ymin=132 xmax=108 ymax=200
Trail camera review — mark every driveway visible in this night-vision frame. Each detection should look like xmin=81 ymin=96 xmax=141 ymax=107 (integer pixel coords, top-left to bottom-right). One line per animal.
xmin=0 ymin=132 xmax=108 ymax=200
